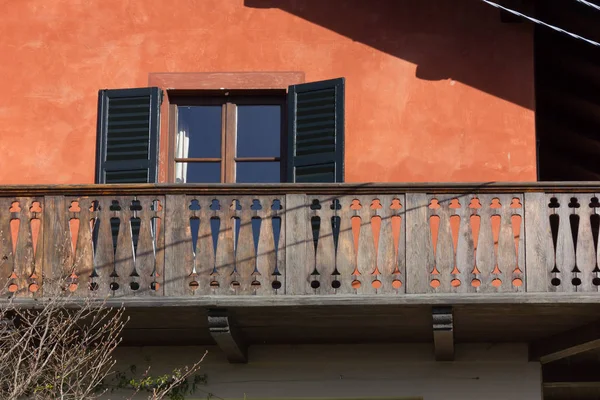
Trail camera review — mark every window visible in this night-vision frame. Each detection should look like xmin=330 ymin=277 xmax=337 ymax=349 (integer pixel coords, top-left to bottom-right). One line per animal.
xmin=96 ymin=76 xmax=345 ymax=184
xmin=171 ymin=94 xmax=285 ymax=183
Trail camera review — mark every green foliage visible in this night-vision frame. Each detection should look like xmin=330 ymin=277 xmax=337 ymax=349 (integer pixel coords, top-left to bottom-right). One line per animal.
xmin=107 ymin=364 xmax=208 ymax=400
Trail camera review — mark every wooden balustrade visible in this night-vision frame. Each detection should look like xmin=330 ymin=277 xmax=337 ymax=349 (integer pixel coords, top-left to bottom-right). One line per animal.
xmin=0 ymin=184 xmax=598 ymax=298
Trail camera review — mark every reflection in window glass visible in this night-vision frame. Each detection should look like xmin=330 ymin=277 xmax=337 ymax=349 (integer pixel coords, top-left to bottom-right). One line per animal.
xmin=236 ymin=161 xmax=280 ymax=183
xmin=177 ymin=106 xmax=221 ymax=158
xmin=176 ymin=162 xmax=221 ymax=183
xmin=236 ymin=106 xmax=281 ymax=157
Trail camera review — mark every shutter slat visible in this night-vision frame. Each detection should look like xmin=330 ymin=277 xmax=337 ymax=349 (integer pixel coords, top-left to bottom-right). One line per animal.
xmin=297 ymin=146 xmax=335 ymax=156
xmin=108 ymin=103 xmax=151 ymax=110
xmin=107 ymin=111 xmax=151 ymax=119
xmin=109 ymin=96 xmax=152 ymax=104
xmin=107 ymin=135 xmax=150 ymax=143
xmin=296 ymin=104 xmax=335 ymax=115
xmin=296 ymin=113 xmax=336 ymax=123
xmin=297 ymin=89 xmax=335 ymax=103
xmin=105 ymin=169 xmax=149 ymax=183
xmin=107 ymin=120 xmax=151 ymax=127
xmin=293 ymin=153 xmax=338 ymax=167
xmin=295 ymin=163 xmax=336 ymax=183
xmin=96 ymin=87 xmax=161 ymax=183
xmin=296 ymin=135 xmax=335 ymax=146
xmin=105 ymin=127 xmax=153 ymax=134
xmin=106 ymin=152 xmax=148 ymax=161
xmin=102 ymin=159 xmax=151 ymax=170
xmin=295 ymin=127 xmax=336 ymax=138
xmin=296 ymin=121 xmax=336 ymax=132
xmin=287 ymin=78 xmax=344 ymax=183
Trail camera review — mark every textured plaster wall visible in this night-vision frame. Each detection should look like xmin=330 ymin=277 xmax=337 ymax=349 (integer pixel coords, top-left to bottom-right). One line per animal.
xmin=108 ymin=344 xmax=542 ymax=400
xmin=0 ymin=0 xmax=535 ymax=184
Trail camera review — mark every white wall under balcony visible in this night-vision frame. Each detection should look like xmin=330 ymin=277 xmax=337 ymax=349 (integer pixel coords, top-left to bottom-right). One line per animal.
xmin=108 ymin=343 xmax=541 ymax=400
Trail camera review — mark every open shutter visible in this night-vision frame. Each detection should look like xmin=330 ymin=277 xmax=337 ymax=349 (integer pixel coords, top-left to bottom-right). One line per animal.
xmin=96 ymin=87 xmax=161 ymax=183
xmin=287 ymin=78 xmax=344 ymax=183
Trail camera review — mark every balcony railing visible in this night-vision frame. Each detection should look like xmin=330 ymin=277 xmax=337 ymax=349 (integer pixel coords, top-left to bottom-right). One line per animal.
xmin=1 ymin=183 xmax=600 ymax=299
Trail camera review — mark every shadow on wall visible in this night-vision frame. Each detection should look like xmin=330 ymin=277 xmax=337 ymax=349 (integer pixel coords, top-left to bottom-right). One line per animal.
xmin=244 ymin=0 xmax=534 ymax=109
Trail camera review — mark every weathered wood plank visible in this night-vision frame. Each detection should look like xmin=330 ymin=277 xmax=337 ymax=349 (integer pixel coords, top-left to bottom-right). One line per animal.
xmin=151 ymin=197 xmax=165 ymax=295
xmin=405 ymin=193 xmax=432 ymax=294
xmin=0 ymin=199 xmax=14 ymax=296
xmin=455 ymin=195 xmax=476 ymax=293
xmin=394 ymin=195 xmax=407 ymax=294
xmin=285 ymin=194 xmax=309 ymax=295
xmin=335 ymin=196 xmax=356 ymax=294
xmin=555 ymin=194 xmax=576 ymax=293
xmin=197 ymin=196 xmax=215 ymax=294
xmin=21 ymin=198 xmax=44 ymax=297
xmin=496 ymin=195 xmax=516 ymax=290
xmin=475 ymin=195 xmax=497 ymax=292
xmin=42 ymin=196 xmax=68 ymax=293
xmin=131 ymin=196 xmax=164 ymax=296
xmin=314 ymin=195 xmax=336 ymax=294
xmin=428 ymin=194 xmax=455 ymax=293
xmin=164 ymin=194 xmax=189 ymax=296
xmin=355 ymin=195 xmax=377 ymax=294
xmin=574 ymin=194 xmax=596 ymax=292
xmin=111 ymin=196 xmax=132 ymax=297
xmin=376 ymin=195 xmax=402 ymax=294
xmin=70 ymin=197 xmax=94 ymax=295
xmin=236 ymin=197 xmax=255 ymax=294
xmin=212 ymin=196 xmax=235 ymax=295
xmin=512 ymin=194 xmax=526 ymax=291
xmin=271 ymin=196 xmax=286 ymax=294
xmin=496 ymin=194 xmax=525 ymax=292
xmin=524 ymin=193 xmax=554 ymax=292
xmin=593 ymin=192 xmax=600 ymax=292
xmin=254 ymin=196 xmax=284 ymax=295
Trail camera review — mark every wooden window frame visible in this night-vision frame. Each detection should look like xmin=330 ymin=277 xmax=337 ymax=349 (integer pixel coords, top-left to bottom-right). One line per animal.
xmin=169 ymin=94 xmax=286 ymax=183
xmin=148 ymin=72 xmax=305 ymax=183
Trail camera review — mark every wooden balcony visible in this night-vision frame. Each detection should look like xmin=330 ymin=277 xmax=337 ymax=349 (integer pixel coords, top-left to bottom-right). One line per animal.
xmin=3 ymin=182 xmax=600 ymax=299
xmin=3 ymin=183 xmax=600 ymax=355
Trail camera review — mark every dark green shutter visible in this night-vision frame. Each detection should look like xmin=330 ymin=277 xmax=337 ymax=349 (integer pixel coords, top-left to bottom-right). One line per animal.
xmin=96 ymin=87 xmax=161 ymax=183
xmin=287 ymin=78 xmax=345 ymax=183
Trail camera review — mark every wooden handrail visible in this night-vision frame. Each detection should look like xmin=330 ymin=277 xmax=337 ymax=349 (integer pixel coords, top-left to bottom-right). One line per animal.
xmin=0 ymin=181 xmax=599 ymax=196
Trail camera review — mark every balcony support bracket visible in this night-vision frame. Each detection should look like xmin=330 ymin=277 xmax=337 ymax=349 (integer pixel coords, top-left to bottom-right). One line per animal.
xmin=433 ymin=306 xmax=454 ymax=361
xmin=208 ymin=309 xmax=248 ymax=363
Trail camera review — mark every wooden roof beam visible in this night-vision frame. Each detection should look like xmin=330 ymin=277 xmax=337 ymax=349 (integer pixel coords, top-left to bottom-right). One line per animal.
xmin=530 ymin=319 xmax=600 ymax=364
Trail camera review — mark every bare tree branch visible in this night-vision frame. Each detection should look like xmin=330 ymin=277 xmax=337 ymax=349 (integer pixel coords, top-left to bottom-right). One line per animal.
xmin=1 ymin=278 xmax=208 ymax=400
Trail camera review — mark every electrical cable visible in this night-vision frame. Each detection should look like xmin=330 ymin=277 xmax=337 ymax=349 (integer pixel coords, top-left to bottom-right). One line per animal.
xmin=573 ymin=0 xmax=600 ymax=12
xmin=480 ymin=0 xmax=600 ymax=47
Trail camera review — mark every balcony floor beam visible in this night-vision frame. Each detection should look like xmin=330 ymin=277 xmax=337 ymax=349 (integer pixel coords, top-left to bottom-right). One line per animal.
xmin=5 ymin=293 xmax=600 ymax=309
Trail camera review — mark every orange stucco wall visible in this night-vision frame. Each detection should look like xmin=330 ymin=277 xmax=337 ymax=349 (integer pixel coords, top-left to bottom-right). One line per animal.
xmin=0 ymin=0 xmax=535 ymax=184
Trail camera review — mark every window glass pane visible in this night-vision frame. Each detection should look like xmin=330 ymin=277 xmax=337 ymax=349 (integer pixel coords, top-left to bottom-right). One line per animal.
xmin=236 ymin=161 xmax=280 ymax=183
xmin=236 ymin=105 xmax=281 ymax=157
xmin=176 ymin=162 xmax=221 ymax=183
xmin=177 ymin=106 xmax=221 ymax=158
